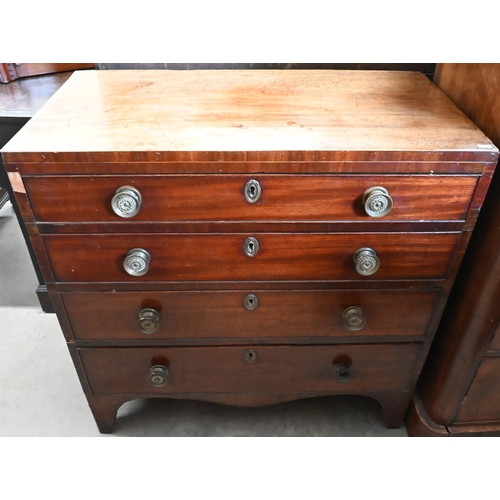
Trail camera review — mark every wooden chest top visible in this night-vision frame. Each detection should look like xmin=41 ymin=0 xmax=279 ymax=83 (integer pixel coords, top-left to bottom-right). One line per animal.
xmin=2 ymin=69 xmax=497 ymax=163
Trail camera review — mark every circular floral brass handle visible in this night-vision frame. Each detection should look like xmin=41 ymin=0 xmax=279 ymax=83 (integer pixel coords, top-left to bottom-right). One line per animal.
xmin=353 ymin=247 xmax=380 ymax=276
xmin=138 ymin=308 xmax=161 ymax=334
xmin=123 ymin=248 xmax=151 ymax=277
xmin=148 ymin=365 xmax=168 ymax=387
xmin=111 ymin=186 xmax=142 ymax=218
xmin=363 ymin=186 xmax=393 ymax=217
xmin=343 ymin=306 xmax=366 ymax=331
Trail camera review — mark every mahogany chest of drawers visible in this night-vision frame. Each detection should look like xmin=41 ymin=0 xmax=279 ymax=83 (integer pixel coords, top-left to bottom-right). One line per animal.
xmin=2 ymin=69 xmax=497 ymax=433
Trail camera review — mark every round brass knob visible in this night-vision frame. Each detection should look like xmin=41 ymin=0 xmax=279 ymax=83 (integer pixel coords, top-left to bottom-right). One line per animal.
xmin=353 ymin=247 xmax=380 ymax=276
xmin=148 ymin=365 xmax=168 ymax=387
xmin=244 ymin=179 xmax=261 ymax=203
xmin=124 ymin=248 xmax=151 ymax=277
xmin=243 ymin=237 xmax=259 ymax=257
xmin=363 ymin=186 xmax=393 ymax=218
xmin=244 ymin=294 xmax=259 ymax=311
xmin=244 ymin=349 xmax=258 ymax=363
xmin=333 ymin=362 xmax=354 ymax=383
xmin=343 ymin=306 xmax=366 ymax=331
xmin=111 ymin=186 xmax=142 ymax=218
xmin=138 ymin=308 xmax=161 ymax=334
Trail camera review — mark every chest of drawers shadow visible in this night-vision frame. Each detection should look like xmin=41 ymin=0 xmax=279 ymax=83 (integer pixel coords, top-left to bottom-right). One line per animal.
xmin=2 ymin=69 xmax=497 ymax=433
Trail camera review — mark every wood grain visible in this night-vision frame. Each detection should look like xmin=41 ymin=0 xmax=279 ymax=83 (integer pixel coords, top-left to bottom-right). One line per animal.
xmin=411 ymin=64 xmax=500 ymax=431
xmin=79 ymin=343 xmax=421 ymax=395
xmin=455 ymin=358 xmax=500 ymax=423
xmin=41 ymin=232 xmax=460 ymax=283
xmin=24 ymin=174 xmax=478 ymax=223
xmin=61 ymin=289 xmax=439 ymax=341
xmin=488 ymin=323 xmax=500 ymax=351
xmin=5 ymin=160 xmax=494 ymax=175
xmin=2 ymin=70 xmax=496 ymax=161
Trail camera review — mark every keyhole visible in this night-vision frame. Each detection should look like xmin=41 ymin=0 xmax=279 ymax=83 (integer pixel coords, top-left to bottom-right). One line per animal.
xmin=244 ymin=237 xmax=259 ymax=257
xmin=244 ymin=349 xmax=258 ymax=363
xmin=244 ymin=293 xmax=258 ymax=310
xmin=244 ymin=180 xmax=261 ymax=203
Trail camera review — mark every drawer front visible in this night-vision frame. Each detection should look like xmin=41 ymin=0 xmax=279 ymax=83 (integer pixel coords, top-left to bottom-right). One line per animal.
xmin=62 ymin=289 xmax=439 ymax=341
xmin=42 ymin=232 xmax=459 ymax=282
xmin=25 ymin=175 xmax=478 ymax=223
xmin=456 ymin=358 xmax=500 ymax=423
xmin=79 ymin=343 xmax=421 ymax=395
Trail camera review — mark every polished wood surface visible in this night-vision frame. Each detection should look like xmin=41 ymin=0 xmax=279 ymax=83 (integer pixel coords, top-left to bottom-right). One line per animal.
xmin=61 ymin=289 xmax=439 ymax=342
xmin=406 ymin=64 xmax=500 ymax=437
xmin=454 ymin=358 xmax=500 ymax=423
xmin=42 ymin=232 xmax=460 ymax=283
xmin=9 ymin=160 xmax=493 ymax=175
xmin=25 ymin=174 xmax=478 ymax=223
xmin=488 ymin=323 xmax=500 ymax=351
xmin=2 ymin=70 xmax=495 ymax=159
xmin=79 ymin=343 xmax=421 ymax=395
xmin=434 ymin=64 xmax=500 ymax=147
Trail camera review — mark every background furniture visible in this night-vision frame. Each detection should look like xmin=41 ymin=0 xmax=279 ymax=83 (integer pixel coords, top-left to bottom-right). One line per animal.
xmin=406 ymin=63 xmax=500 ymax=436
xmin=2 ymin=69 xmax=495 ymax=433
xmin=0 ymin=71 xmax=74 ymax=312
xmin=0 ymin=64 xmax=94 ymax=83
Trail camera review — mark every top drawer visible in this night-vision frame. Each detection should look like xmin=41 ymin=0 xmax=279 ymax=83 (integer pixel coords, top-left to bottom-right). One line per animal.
xmin=24 ymin=175 xmax=478 ymax=223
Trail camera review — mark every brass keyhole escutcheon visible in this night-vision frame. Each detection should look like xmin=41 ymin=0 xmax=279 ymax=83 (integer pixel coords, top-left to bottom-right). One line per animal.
xmin=244 ymin=179 xmax=261 ymax=203
xmin=244 ymin=349 xmax=258 ymax=363
xmin=244 ymin=294 xmax=259 ymax=311
xmin=243 ymin=237 xmax=259 ymax=257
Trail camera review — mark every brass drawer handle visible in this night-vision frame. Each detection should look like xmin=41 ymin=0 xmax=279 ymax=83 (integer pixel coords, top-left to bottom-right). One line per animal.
xmin=243 ymin=237 xmax=259 ymax=257
xmin=353 ymin=247 xmax=380 ymax=276
xmin=124 ymin=248 xmax=151 ymax=277
xmin=244 ymin=179 xmax=261 ymax=203
xmin=343 ymin=306 xmax=366 ymax=331
xmin=138 ymin=308 xmax=160 ymax=334
xmin=363 ymin=186 xmax=393 ymax=217
xmin=333 ymin=362 xmax=354 ymax=383
xmin=111 ymin=186 xmax=142 ymax=218
xmin=244 ymin=293 xmax=259 ymax=311
xmin=148 ymin=365 xmax=168 ymax=387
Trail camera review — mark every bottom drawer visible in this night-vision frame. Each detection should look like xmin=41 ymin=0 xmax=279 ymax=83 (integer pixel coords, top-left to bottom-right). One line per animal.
xmin=79 ymin=343 xmax=421 ymax=395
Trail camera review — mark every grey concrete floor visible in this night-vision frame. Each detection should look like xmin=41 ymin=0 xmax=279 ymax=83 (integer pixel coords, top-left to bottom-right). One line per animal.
xmin=0 ymin=201 xmax=407 ymax=436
